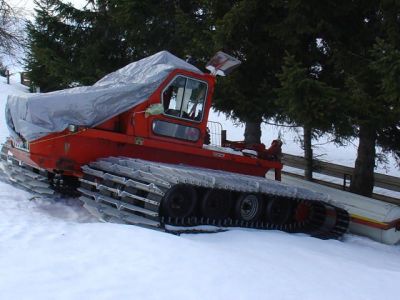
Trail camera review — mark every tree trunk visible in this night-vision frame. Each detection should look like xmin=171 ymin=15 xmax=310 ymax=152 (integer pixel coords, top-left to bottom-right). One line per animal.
xmin=303 ymin=125 xmax=313 ymax=181
xmin=244 ymin=117 xmax=262 ymax=144
xmin=350 ymin=125 xmax=376 ymax=197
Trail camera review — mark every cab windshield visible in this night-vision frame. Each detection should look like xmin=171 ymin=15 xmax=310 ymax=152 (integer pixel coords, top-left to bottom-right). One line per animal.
xmin=162 ymin=76 xmax=207 ymax=122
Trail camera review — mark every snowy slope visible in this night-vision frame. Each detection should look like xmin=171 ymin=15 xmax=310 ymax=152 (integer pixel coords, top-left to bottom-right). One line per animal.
xmin=0 ymin=76 xmax=400 ymax=300
xmin=1 ymin=181 xmax=400 ymax=300
xmin=0 ymin=75 xmax=29 ymax=141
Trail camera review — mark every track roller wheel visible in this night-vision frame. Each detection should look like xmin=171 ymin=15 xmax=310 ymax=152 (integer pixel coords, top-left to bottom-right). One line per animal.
xmin=234 ymin=193 xmax=263 ymax=221
xmin=201 ymin=190 xmax=231 ymax=219
xmin=265 ymin=198 xmax=294 ymax=225
xmin=162 ymin=184 xmax=197 ymax=218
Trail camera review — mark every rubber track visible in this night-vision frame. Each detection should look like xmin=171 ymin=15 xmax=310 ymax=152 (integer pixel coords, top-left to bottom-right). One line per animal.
xmin=0 ymin=149 xmax=350 ymax=239
xmin=78 ymin=157 xmax=350 ymax=239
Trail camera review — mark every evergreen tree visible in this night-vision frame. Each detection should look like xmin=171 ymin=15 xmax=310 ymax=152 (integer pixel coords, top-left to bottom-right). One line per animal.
xmin=325 ymin=1 xmax=400 ymax=196
xmin=26 ymin=0 xmax=129 ymax=91
xmin=26 ymin=0 xmax=215 ymax=91
xmin=212 ymin=0 xmax=285 ymax=144
xmin=370 ymin=40 xmax=400 ymax=163
xmin=109 ymin=0 xmax=215 ymax=67
xmin=271 ymin=0 xmax=400 ymax=195
xmin=271 ymin=0 xmax=353 ymax=180
xmin=275 ymin=54 xmax=342 ymax=180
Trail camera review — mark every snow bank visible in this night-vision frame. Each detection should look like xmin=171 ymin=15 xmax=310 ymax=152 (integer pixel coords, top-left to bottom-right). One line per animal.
xmin=0 ymin=75 xmax=28 ymax=142
xmin=0 ymin=182 xmax=399 ymax=300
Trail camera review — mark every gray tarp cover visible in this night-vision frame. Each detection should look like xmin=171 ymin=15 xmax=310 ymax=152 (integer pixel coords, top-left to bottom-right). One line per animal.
xmin=6 ymin=51 xmax=202 ymax=142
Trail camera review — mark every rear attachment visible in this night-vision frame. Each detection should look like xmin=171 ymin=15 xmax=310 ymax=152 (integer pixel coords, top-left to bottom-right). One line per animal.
xmin=78 ymin=157 xmax=350 ymax=239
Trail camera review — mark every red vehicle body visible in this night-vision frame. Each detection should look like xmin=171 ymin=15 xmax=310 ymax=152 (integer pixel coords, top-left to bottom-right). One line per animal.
xmin=6 ymin=69 xmax=282 ymax=181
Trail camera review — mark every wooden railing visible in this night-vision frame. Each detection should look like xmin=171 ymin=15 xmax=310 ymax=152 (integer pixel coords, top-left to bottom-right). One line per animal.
xmin=20 ymin=72 xmax=31 ymax=87
xmin=208 ymin=126 xmax=399 ymax=203
xmin=282 ymin=153 xmax=400 ymax=205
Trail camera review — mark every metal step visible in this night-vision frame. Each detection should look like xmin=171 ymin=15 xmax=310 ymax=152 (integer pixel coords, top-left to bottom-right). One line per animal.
xmin=92 ymin=160 xmax=172 ymax=188
xmin=80 ymin=196 xmax=161 ymax=228
xmin=104 ymin=173 xmax=165 ymax=196
xmin=78 ymin=188 xmax=158 ymax=217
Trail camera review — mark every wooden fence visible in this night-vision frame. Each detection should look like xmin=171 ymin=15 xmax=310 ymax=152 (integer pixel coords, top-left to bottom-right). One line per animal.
xmin=213 ymin=128 xmax=399 ymax=204
xmin=20 ymin=72 xmax=31 ymax=87
xmin=3 ymin=71 xmax=31 ymax=87
xmin=282 ymin=153 xmax=400 ymax=205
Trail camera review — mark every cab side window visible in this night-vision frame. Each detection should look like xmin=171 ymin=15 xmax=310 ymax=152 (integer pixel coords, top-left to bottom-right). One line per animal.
xmin=162 ymin=76 xmax=207 ymax=121
xmin=152 ymin=120 xmax=200 ymax=142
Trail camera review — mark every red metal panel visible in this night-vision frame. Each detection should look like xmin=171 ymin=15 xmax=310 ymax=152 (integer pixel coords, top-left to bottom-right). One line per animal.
xmin=9 ymin=68 xmax=282 ymax=180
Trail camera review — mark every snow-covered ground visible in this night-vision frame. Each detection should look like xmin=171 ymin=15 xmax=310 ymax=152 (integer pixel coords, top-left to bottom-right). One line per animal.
xmin=0 ymin=75 xmax=399 ymax=300
xmin=1 ymin=181 xmax=400 ymax=300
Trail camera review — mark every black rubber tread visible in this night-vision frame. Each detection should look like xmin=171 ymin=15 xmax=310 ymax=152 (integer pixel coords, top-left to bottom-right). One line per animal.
xmin=264 ymin=197 xmax=294 ymax=225
xmin=200 ymin=189 xmax=232 ymax=219
xmin=76 ymin=163 xmax=351 ymax=239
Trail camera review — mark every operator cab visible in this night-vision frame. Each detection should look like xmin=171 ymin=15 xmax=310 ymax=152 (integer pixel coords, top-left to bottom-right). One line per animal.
xmin=151 ymin=74 xmax=209 ymax=143
xmin=149 ymin=52 xmax=241 ymax=145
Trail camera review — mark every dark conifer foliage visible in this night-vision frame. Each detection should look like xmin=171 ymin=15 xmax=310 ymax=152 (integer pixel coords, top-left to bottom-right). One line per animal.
xmin=212 ymin=0 xmax=285 ymax=143
xmin=109 ymin=0 xmax=215 ymax=67
xmin=26 ymin=0 xmax=130 ymax=92
xmin=370 ymin=40 xmax=400 ymax=161
xmin=322 ymin=1 xmax=400 ymax=196
xmin=275 ymin=54 xmax=343 ymax=180
xmin=270 ymin=0 xmax=400 ymax=196
xmin=26 ymin=0 xmax=216 ymax=91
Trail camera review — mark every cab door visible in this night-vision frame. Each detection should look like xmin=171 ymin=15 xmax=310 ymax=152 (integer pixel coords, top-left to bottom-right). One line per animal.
xmin=150 ymin=74 xmax=210 ymax=147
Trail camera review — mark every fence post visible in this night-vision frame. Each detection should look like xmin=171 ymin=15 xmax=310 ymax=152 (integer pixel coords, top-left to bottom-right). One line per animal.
xmin=343 ymin=174 xmax=352 ymax=191
xmin=6 ymin=70 xmax=10 ymax=84
xmin=221 ymin=130 xmax=227 ymax=145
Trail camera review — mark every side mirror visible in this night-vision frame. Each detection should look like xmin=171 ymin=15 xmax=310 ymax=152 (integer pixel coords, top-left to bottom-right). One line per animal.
xmin=145 ymin=103 xmax=164 ymax=117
